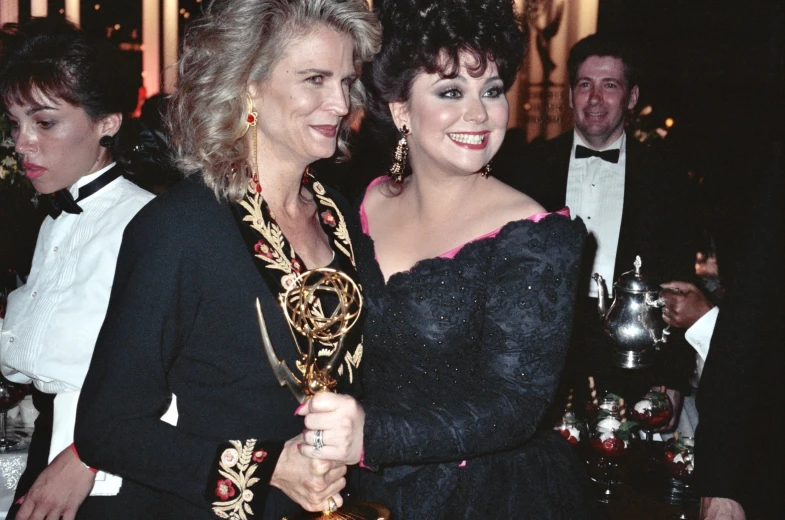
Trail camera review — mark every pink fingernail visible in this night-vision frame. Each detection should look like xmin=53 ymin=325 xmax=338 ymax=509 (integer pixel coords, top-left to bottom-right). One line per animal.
xmin=294 ymin=403 xmax=306 ymax=415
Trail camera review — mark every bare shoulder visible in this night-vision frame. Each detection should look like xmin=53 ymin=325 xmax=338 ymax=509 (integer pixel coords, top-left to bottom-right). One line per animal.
xmin=362 ymin=177 xmax=400 ymax=223
xmin=483 ymin=178 xmax=546 ymax=224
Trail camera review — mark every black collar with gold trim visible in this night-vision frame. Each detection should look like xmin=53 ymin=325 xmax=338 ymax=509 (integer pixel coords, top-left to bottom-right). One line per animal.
xmin=231 ymin=170 xmax=363 ymax=393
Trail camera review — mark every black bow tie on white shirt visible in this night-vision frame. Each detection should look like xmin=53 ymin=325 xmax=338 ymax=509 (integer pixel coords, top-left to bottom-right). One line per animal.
xmin=45 ymin=167 xmax=123 ymax=219
xmin=575 ymin=145 xmax=621 ymax=164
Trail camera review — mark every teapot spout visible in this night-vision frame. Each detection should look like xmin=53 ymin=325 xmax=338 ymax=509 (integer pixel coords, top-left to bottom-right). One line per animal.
xmin=593 ymin=273 xmax=608 ymax=318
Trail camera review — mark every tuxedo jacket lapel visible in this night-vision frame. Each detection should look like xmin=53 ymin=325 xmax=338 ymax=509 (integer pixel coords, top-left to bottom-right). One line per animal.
xmin=614 ymin=133 xmax=642 ymax=280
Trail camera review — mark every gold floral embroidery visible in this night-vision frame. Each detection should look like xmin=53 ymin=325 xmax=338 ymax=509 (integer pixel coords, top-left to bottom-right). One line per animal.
xmin=237 ymin=170 xmax=362 ymax=379
xmin=337 ymin=340 xmax=363 ymax=384
xmin=313 ymin=188 xmax=355 ymax=267
xmin=238 ymin=195 xmax=293 ymax=275
xmin=213 ymin=440 xmax=261 ymax=519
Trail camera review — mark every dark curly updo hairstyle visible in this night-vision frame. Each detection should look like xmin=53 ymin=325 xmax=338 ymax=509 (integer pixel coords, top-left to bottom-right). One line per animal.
xmin=364 ymin=0 xmax=527 ymax=144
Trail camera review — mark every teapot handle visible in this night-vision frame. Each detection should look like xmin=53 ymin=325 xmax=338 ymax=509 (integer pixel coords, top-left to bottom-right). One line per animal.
xmin=646 ymin=291 xmax=672 ymax=348
xmin=645 ymin=292 xmax=666 ymax=308
xmin=654 ymin=325 xmax=671 ymax=348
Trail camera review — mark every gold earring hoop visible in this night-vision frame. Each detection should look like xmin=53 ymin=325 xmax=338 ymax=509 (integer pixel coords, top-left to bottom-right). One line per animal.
xmin=479 ymin=161 xmax=491 ymax=179
xmin=241 ymin=93 xmax=262 ymax=194
xmin=388 ymin=124 xmax=409 ymax=184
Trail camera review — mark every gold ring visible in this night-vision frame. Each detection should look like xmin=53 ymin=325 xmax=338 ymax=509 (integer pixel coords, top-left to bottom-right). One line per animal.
xmin=324 ymin=496 xmax=338 ymax=514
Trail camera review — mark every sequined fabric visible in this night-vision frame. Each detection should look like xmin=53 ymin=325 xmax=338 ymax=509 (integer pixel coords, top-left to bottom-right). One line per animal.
xmin=356 ymin=214 xmax=600 ymax=519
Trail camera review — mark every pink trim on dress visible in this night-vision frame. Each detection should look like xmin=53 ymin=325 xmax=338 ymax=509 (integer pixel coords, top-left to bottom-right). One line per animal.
xmin=360 ymin=175 xmax=571 ymax=259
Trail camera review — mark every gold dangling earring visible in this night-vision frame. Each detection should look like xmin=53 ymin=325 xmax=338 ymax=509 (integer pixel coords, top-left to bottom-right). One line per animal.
xmin=388 ymin=124 xmax=409 ymax=184
xmin=479 ymin=161 xmax=492 ymax=179
xmin=241 ymin=92 xmax=261 ymax=194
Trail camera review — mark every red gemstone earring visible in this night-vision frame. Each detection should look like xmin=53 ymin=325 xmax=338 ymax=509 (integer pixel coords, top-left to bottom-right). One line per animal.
xmin=240 ymin=92 xmax=258 ymax=138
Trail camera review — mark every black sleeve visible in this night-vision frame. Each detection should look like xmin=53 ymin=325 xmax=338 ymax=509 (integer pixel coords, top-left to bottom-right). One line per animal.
xmin=362 ymin=217 xmax=586 ymax=467
xmin=694 ymin=166 xmax=784 ymax=516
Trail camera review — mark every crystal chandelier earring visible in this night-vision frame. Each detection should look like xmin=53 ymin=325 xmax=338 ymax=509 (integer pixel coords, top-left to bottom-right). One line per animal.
xmin=479 ymin=161 xmax=492 ymax=179
xmin=387 ymin=124 xmax=409 ymax=184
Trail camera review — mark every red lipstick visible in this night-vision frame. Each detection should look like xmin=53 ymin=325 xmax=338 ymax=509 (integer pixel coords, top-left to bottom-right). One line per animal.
xmin=311 ymin=125 xmax=338 ymax=138
xmin=21 ymin=162 xmax=46 ymax=180
xmin=447 ymin=131 xmax=490 ymax=150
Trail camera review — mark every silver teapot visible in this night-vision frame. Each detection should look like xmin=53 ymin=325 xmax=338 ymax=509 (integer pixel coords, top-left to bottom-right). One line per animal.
xmin=593 ymin=256 xmax=669 ymax=369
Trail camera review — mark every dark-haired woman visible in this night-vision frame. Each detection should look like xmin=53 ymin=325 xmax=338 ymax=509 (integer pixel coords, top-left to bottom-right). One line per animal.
xmin=0 ymin=19 xmax=154 ymax=520
xmin=298 ymin=1 xmax=600 ymax=517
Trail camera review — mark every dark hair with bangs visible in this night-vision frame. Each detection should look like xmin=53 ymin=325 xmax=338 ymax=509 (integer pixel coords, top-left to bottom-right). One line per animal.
xmin=363 ymin=0 xmax=527 ymax=153
xmin=0 ymin=18 xmax=132 ymax=119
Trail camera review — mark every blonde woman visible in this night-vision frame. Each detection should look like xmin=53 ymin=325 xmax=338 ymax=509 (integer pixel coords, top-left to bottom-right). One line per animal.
xmin=74 ymin=0 xmax=380 ymax=518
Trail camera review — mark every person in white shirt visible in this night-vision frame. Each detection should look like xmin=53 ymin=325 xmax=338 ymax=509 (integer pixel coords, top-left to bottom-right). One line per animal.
xmin=0 ymin=19 xmax=155 ymax=520
xmin=661 ymin=279 xmax=739 ymax=520
xmin=662 ymin=280 xmax=717 ymax=379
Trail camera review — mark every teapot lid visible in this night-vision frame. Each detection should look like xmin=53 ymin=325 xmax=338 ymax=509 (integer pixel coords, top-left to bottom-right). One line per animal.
xmin=614 ymin=256 xmax=659 ymax=293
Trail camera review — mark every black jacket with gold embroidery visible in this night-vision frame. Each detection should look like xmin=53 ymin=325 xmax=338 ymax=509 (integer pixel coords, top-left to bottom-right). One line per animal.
xmin=75 ymin=175 xmax=364 ymax=519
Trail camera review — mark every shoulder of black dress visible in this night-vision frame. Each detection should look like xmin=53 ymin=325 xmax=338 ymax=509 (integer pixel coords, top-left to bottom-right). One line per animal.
xmin=489 ymin=214 xmax=587 ymax=264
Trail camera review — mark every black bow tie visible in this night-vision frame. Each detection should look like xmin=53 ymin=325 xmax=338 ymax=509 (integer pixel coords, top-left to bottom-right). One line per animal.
xmin=45 ymin=167 xmax=123 ymax=219
xmin=575 ymin=145 xmax=621 ymax=164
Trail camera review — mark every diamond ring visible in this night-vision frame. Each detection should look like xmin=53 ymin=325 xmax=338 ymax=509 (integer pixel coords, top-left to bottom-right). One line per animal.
xmin=313 ymin=429 xmax=324 ymax=452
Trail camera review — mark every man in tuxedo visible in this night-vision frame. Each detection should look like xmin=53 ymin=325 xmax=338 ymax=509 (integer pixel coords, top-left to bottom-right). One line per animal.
xmin=509 ymin=34 xmax=698 ymax=413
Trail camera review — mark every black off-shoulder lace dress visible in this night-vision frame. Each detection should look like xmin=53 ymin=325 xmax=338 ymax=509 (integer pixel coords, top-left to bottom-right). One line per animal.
xmin=355 ymin=203 xmax=601 ymax=519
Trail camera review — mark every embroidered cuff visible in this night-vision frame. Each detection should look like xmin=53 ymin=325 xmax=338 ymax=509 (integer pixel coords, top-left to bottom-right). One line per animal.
xmin=70 ymin=443 xmax=98 ymax=474
xmin=208 ymin=439 xmax=284 ymax=519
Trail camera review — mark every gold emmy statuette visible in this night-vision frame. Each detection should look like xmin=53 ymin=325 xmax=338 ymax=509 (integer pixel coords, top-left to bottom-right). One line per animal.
xmin=256 ymin=267 xmax=390 ymax=520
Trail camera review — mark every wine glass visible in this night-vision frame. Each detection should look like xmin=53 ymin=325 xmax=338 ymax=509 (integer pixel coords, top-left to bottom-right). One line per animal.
xmin=631 ymin=388 xmax=673 ymax=463
xmin=0 ymin=376 xmax=26 ymax=451
xmin=588 ymin=408 xmax=634 ymax=502
xmin=663 ymin=436 xmax=696 ymax=519
xmin=585 ymin=385 xmax=620 ymax=418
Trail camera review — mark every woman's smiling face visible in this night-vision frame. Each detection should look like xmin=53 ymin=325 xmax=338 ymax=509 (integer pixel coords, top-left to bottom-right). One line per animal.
xmin=391 ymin=51 xmax=509 ymax=178
xmin=251 ymin=26 xmax=357 ymax=169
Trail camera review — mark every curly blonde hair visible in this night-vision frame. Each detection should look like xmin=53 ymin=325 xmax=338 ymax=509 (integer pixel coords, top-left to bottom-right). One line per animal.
xmin=166 ymin=0 xmax=381 ymax=201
